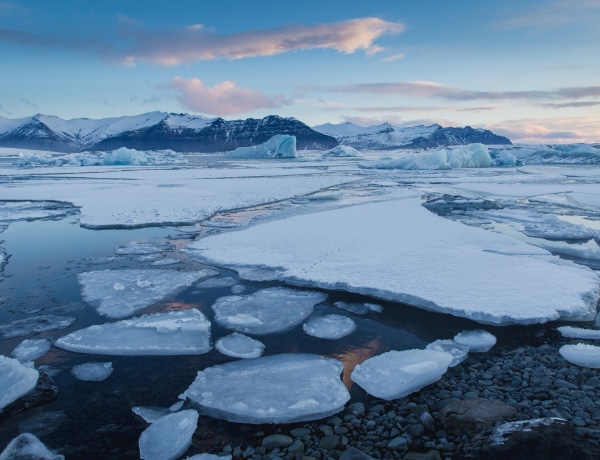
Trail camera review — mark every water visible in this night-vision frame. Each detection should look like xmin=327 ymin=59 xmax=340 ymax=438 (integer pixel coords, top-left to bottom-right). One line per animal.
xmin=0 ymin=206 xmax=587 ymax=458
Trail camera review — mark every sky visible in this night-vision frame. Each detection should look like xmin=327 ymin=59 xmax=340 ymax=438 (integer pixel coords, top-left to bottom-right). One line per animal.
xmin=1 ymin=0 xmax=599 ymax=143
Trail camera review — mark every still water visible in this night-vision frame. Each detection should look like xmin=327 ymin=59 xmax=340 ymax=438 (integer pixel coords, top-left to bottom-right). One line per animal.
xmin=0 ymin=209 xmax=563 ymax=458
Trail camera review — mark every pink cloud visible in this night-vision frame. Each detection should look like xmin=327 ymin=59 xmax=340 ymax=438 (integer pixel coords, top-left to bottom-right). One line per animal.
xmin=486 ymin=117 xmax=600 ymax=144
xmin=119 ymin=17 xmax=405 ymax=65
xmin=167 ymin=77 xmax=289 ymax=116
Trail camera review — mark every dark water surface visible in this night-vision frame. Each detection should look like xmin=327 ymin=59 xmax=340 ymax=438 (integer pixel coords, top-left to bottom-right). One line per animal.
xmin=0 ymin=210 xmax=571 ymax=458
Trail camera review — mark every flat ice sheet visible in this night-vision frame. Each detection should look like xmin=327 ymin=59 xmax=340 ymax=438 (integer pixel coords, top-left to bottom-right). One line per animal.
xmin=77 ymin=269 xmax=203 ymax=318
xmin=182 ymin=353 xmax=349 ymax=424
xmin=188 ymin=191 xmax=600 ymax=325
xmin=55 ymin=309 xmax=211 ymax=355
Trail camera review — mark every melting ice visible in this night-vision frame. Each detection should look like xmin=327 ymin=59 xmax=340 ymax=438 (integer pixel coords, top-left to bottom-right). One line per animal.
xmin=453 ymin=330 xmax=497 ymax=352
xmin=303 ymin=314 xmax=357 ymax=339
xmin=0 ymin=355 xmax=39 ymax=411
xmin=11 ymin=338 xmax=51 ymax=362
xmin=138 ymin=410 xmax=198 ymax=460
xmin=71 ymin=362 xmax=113 ymax=381
xmin=215 ymin=333 xmax=265 ymax=359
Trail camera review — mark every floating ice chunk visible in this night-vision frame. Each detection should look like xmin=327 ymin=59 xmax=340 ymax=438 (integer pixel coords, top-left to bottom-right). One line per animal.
xmin=212 ymin=287 xmax=327 ymax=335
xmin=138 ymin=409 xmax=198 ymax=460
xmin=186 ymin=454 xmax=232 ymax=460
xmin=426 ymin=339 xmax=470 ymax=366
xmin=559 ymin=343 xmax=600 ymax=368
xmin=0 ymin=433 xmax=64 ymax=460
xmin=196 ymin=277 xmax=238 ymax=288
xmin=55 ymin=309 xmax=211 ymax=356
xmin=116 ymin=241 xmax=174 ymax=255
xmin=11 ymin=338 xmax=51 ymax=362
xmin=365 ymin=144 xmax=492 ymax=170
xmin=453 ymin=330 xmax=496 ymax=352
xmin=0 ymin=315 xmax=76 ymax=339
xmin=490 ymin=149 xmax=518 ymax=167
xmin=77 ymin=269 xmax=203 ymax=318
xmin=303 ymin=314 xmax=356 ymax=339
xmin=526 ymin=144 xmax=600 ymax=165
xmin=183 ymin=354 xmax=349 ymax=424
xmin=132 ymin=406 xmax=171 ymax=423
xmin=0 ymin=355 xmax=39 ymax=410
xmin=351 ymin=349 xmax=453 ymax=400
xmin=558 ymin=326 xmax=600 ymax=339
xmin=215 ymin=333 xmax=265 ymax=359
xmin=230 ymin=284 xmax=246 ymax=294
xmin=322 ymin=145 xmax=363 ymax=157
xmin=152 ymin=258 xmax=180 ymax=266
xmin=334 ymin=301 xmax=370 ymax=315
xmin=224 ymin=135 xmax=297 ymax=159
xmin=71 ymin=362 xmax=113 ymax=381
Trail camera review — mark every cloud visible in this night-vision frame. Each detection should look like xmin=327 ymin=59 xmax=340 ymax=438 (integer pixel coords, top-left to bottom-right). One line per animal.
xmin=493 ymin=0 xmax=600 ymax=30
xmin=486 ymin=116 xmax=600 ymax=143
xmin=538 ymin=101 xmax=600 ymax=109
xmin=167 ymin=77 xmax=289 ymax=116
xmin=380 ymin=53 xmax=405 ymax=62
xmin=119 ymin=17 xmax=405 ymax=65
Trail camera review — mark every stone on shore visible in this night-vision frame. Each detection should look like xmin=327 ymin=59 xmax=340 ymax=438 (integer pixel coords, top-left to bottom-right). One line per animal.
xmin=438 ymin=398 xmax=516 ymax=435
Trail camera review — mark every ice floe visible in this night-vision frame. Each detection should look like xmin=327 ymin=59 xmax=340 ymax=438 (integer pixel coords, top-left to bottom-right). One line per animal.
xmin=55 ymin=309 xmax=211 ymax=355
xmin=453 ymin=330 xmax=497 ymax=352
xmin=0 ymin=315 xmax=76 ymax=339
xmin=115 ymin=241 xmax=174 ymax=255
xmin=351 ymin=349 xmax=453 ymax=400
xmin=559 ymin=343 xmax=600 ymax=368
xmin=138 ymin=409 xmax=198 ymax=460
xmin=0 ymin=355 xmax=39 ymax=411
xmin=215 ymin=333 xmax=265 ymax=359
xmin=558 ymin=326 xmax=600 ymax=339
xmin=71 ymin=362 xmax=113 ymax=381
xmin=11 ymin=338 xmax=51 ymax=362
xmin=0 ymin=433 xmax=64 ymax=460
xmin=303 ymin=314 xmax=357 ymax=339
xmin=426 ymin=339 xmax=470 ymax=366
xmin=224 ymin=135 xmax=297 ymax=159
xmin=132 ymin=406 xmax=171 ymax=424
xmin=189 ymin=190 xmax=600 ymax=325
xmin=334 ymin=301 xmax=382 ymax=315
xmin=182 ymin=354 xmax=349 ymax=423
xmin=77 ymin=269 xmax=203 ymax=318
xmin=211 ymin=287 xmax=327 ymax=335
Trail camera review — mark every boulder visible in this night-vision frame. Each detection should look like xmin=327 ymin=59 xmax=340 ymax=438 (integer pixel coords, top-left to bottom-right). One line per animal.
xmin=438 ymin=399 xmax=516 ymax=435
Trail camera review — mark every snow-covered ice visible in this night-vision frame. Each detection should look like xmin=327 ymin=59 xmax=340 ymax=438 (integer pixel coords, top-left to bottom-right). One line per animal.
xmin=224 ymin=135 xmax=297 ymax=159
xmin=77 ymin=269 xmax=203 ymax=318
xmin=559 ymin=343 xmax=600 ymax=368
xmin=0 ymin=355 xmax=39 ymax=411
xmin=0 ymin=433 xmax=64 ymax=460
xmin=0 ymin=315 xmax=76 ymax=339
xmin=558 ymin=326 xmax=600 ymax=339
xmin=182 ymin=354 xmax=349 ymax=423
xmin=55 ymin=309 xmax=211 ymax=355
xmin=71 ymin=362 xmax=113 ymax=381
xmin=11 ymin=338 xmax=51 ymax=362
xmin=211 ymin=287 xmax=327 ymax=335
xmin=303 ymin=314 xmax=357 ymax=339
xmin=453 ymin=330 xmax=497 ymax=352
xmin=138 ymin=410 xmax=198 ymax=460
xmin=351 ymin=349 xmax=453 ymax=400
xmin=426 ymin=339 xmax=470 ymax=366
xmin=215 ymin=333 xmax=265 ymax=359
xmin=188 ymin=190 xmax=600 ymax=325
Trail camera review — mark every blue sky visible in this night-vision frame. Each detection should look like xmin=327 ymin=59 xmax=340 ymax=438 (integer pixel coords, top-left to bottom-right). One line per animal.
xmin=1 ymin=0 xmax=599 ymax=143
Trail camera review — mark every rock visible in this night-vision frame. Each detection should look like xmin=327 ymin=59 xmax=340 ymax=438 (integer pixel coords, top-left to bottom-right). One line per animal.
xmin=339 ymin=446 xmax=374 ymax=460
xmin=261 ymin=434 xmax=293 ymax=450
xmin=318 ymin=435 xmax=340 ymax=450
xmin=439 ymin=399 xmax=516 ymax=435
xmin=287 ymin=439 xmax=304 ymax=454
xmin=402 ymin=451 xmax=442 ymax=460
xmin=463 ymin=417 xmax=600 ymax=459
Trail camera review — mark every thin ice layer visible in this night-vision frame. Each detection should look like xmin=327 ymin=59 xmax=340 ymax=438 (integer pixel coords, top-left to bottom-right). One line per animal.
xmin=11 ymin=338 xmax=51 ymax=362
xmin=71 ymin=362 xmax=113 ymax=381
xmin=211 ymin=287 xmax=327 ymax=335
xmin=351 ymin=349 xmax=453 ymax=400
xmin=77 ymin=269 xmax=203 ymax=318
xmin=188 ymin=190 xmax=600 ymax=325
xmin=55 ymin=309 xmax=211 ymax=355
xmin=0 ymin=355 xmax=39 ymax=410
xmin=182 ymin=354 xmax=349 ymax=424
xmin=138 ymin=410 xmax=198 ymax=460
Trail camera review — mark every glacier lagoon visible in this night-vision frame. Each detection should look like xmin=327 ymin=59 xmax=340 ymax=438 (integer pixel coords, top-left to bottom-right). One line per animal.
xmin=0 ymin=150 xmax=600 ymax=458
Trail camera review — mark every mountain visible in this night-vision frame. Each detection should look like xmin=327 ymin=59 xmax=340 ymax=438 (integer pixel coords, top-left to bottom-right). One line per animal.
xmin=0 ymin=112 xmax=338 ymax=153
xmin=312 ymin=122 xmax=512 ymax=150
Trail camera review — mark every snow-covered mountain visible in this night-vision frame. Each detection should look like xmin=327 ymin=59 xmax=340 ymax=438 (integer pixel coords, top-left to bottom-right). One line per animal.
xmin=0 ymin=112 xmax=338 ymax=153
xmin=312 ymin=122 xmax=511 ymax=149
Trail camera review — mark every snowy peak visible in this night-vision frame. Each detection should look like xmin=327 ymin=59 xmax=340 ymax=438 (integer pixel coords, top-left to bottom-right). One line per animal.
xmin=312 ymin=122 xmax=510 ymax=149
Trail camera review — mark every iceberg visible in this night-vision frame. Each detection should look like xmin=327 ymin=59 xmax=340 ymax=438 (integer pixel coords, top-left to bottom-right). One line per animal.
xmin=453 ymin=330 xmax=496 ymax=352
xmin=303 ymin=314 xmax=357 ymax=339
xmin=559 ymin=343 xmax=600 ymax=368
xmin=0 ymin=315 xmax=76 ymax=339
xmin=224 ymin=135 xmax=297 ymax=159
xmin=211 ymin=287 xmax=327 ymax=335
xmin=321 ymin=145 xmax=363 ymax=157
xmin=351 ymin=349 xmax=453 ymax=400
xmin=215 ymin=333 xmax=265 ymax=359
xmin=525 ymin=144 xmax=600 ymax=165
xmin=77 ymin=269 xmax=204 ymax=318
xmin=71 ymin=362 xmax=113 ymax=381
xmin=557 ymin=326 xmax=600 ymax=339
xmin=138 ymin=410 xmax=198 ymax=460
xmin=364 ymin=144 xmax=492 ymax=170
xmin=0 ymin=355 xmax=39 ymax=411
xmin=426 ymin=339 xmax=470 ymax=366
xmin=11 ymin=338 xmax=51 ymax=362
xmin=182 ymin=354 xmax=349 ymax=424
xmin=55 ymin=309 xmax=211 ymax=356
xmin=0 ymin=433 xmax=64 ymax=460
